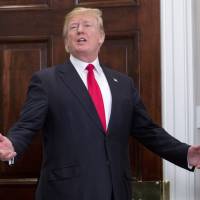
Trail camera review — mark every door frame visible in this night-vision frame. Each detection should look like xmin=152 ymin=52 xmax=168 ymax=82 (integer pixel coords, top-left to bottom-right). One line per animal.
xmin=161 ymin=0 xmax=195 ymax=199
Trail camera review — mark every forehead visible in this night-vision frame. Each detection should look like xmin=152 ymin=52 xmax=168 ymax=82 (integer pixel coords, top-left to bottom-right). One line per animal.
xmin=68 ymin=13 xmax=98 ymax=24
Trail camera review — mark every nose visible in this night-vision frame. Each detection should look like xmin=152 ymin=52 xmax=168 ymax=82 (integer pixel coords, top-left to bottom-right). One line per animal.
xmin=77 ymin=24 xmax=83 ymax=34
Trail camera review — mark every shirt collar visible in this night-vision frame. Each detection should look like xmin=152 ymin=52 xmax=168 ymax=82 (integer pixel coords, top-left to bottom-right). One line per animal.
xmin=70 ymin=54 xmax=102 ymax=74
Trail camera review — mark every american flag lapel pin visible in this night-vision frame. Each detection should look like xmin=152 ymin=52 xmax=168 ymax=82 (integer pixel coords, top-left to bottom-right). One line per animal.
xmin=113 ymin=78 xmax=118 ymax=83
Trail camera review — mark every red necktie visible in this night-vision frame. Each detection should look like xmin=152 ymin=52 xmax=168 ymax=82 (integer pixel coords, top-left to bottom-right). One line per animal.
xmin=86 ymin=64 xmax=107 ymax=133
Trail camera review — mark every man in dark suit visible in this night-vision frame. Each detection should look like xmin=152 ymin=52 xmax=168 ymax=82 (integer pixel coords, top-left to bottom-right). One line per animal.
xmin=0 ymin=7 xmax=200 ymax=200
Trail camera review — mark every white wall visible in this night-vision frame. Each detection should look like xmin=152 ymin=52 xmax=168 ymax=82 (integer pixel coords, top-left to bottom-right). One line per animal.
xmin=193 ymin=0 xmax=200 ymax=106
xmin=193 ymin=0 xmax=200 ymax=198
xmin=161 ymin=0 xmax=196 ymax=199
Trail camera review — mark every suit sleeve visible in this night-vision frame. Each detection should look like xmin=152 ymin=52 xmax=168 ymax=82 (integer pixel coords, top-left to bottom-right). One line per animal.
xmin=130 ymin=80 xmax=193 ymax=171
xmin=7 ymin=72 xmax=48 ymax=158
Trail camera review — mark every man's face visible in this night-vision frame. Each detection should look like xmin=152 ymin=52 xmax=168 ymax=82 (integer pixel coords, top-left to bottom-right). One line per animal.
xmin=65 ymin=13 xmax=105 ymax=62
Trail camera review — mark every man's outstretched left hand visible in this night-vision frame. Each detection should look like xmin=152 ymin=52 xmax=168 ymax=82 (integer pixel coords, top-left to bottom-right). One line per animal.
xmin=188 ymin=145 xmax=200 ymax=169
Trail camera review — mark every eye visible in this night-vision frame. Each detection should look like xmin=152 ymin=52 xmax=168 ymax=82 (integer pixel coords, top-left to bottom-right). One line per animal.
xmin=84 ymin=23 xmax=92 ymax=28
xmin=70 ymin=26 xmax=76 ymax=30
xmin=69 ymin=24 xmax=78 ymax=30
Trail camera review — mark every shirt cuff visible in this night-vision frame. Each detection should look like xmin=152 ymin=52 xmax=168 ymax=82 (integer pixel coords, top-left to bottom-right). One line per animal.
xmin=8 ymin=157 xmax=15 ymax=166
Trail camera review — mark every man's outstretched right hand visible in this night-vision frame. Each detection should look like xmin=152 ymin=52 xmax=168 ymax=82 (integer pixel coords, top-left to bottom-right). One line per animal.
xmin=0 ymin=133 xmax=16 ymax=161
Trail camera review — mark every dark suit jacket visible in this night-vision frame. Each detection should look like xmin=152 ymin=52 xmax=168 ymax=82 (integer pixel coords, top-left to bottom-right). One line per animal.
xmin=8 ymin=60 xmax=192 ymax=200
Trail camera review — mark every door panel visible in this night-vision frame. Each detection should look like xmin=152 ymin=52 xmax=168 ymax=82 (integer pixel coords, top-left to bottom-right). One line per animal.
xmin=0 ymin=0 xmax=161 ymax=198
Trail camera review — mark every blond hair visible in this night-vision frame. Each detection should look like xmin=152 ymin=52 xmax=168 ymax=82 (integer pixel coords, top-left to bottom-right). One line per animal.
xmin=63 ymin=7 xmax=105 ymax=38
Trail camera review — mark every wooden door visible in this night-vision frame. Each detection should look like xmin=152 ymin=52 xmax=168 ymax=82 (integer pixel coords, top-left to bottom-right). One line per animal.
xmin=0 ymin=0 xmax=161 ymax=199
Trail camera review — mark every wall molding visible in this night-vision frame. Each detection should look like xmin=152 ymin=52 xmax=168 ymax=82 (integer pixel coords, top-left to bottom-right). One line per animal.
xmin=160 ymin=0 xmax=195 ymax=199
xmin=76 ymin=0 xmax=139 ymax=8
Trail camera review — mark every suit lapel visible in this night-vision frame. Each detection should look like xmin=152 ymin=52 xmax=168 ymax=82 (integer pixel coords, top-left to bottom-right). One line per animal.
xmin=57 ymin=60 xmax=104 ymax=132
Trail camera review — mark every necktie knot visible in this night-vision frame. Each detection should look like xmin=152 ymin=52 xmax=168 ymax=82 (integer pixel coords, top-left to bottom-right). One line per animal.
xmin=86 ymin=64 xmax=94 ymax=72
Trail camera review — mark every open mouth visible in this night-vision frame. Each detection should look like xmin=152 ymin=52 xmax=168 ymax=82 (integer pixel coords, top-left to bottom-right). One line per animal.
xmin=77 ymin=37 xmax=87 ymax=43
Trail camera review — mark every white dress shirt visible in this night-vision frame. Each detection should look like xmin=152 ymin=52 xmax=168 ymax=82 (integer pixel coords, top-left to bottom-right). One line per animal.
xmin=70 ymin=55 xmax=112 ymax=129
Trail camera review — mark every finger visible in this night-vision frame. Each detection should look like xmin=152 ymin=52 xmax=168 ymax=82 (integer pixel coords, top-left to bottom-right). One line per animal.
xmin=0 ymin=149 xmax=14 ymax=156
xmin=193 ymin=145 xmax=200 ymax=150
xmin=6 ymin=152 xmax=17 ymax=160
xmin=0 ymin=149 xmax=16 ymax=157
xmin=0 ymin=150 xmax=16 ymax=161
xmin=0 ymin=150 xmax=10 ymax=161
